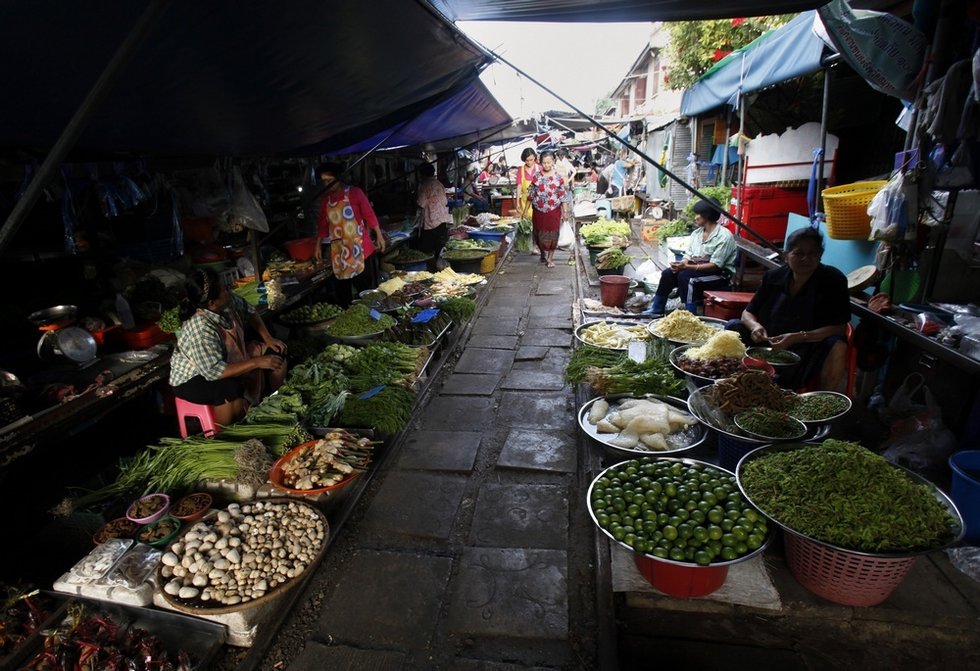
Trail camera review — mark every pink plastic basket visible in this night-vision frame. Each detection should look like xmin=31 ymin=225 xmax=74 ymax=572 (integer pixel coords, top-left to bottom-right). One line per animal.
xmin=783 ymin=532 xmax=917 ymax=607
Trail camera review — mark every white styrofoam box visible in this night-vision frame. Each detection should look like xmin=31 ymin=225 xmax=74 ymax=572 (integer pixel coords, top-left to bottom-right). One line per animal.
xmin=744 ymin=122 xmax=839 ymax=184
xmin=153 ymin=588 xmax=284 ymax=647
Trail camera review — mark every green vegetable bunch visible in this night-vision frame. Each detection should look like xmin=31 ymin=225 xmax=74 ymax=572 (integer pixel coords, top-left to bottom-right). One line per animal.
xmin=326 ymin=304 xmax=396 ymax=337
xmin=652 ymin=218 xmax=691 ymax=243
xmin=565 ymin=345 xmax=626 ymax=384
xmin=594 ymin=247 xmax=632 ymax=270
xmin=580 ymin=218 xmax=631 ymax=247
xmin=339 ymin=385 xmax=416 ymax=435
xmin=439 ymin=297 xmax=476 ymax=323
xmin=514 ymin=218 xmax=533 ymax=253
xmin=345 ymin=342 xmax=424 ymax=391
xmin=280 ymin=302 xmax=343 ymax=325
xmin=157 ymin=306 xmax=182 ymax=334
xmin=674 ymin=185 xmax=733 ymax=230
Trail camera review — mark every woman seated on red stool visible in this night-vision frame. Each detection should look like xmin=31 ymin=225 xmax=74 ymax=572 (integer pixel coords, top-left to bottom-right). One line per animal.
xmin=725 ymin=227 xmax=850 ymax=392
xmin=169 ymin=268 xmax=287 ymax=425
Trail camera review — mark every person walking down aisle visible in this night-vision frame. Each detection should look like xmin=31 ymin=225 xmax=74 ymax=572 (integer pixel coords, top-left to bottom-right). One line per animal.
xmin=515 ymin=147 xmax=540 ymax=216
xmin=416 ymin=162 xmax=451 ymax=271
xmin=726 ymin=227 xmax=850 ymax=392
xmin=170 ymin=268 xmax=287 ymax=426
xmin=645 ymin=197 xmax=736 ymax=315
xmin=522 ymin=150 xmax=571 ymax=268
xmin=314 ymin=162 xmax=386 ymax=307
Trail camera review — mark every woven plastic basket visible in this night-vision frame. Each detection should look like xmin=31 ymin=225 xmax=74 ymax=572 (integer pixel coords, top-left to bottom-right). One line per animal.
xmin=783 ymin=532 xmax=917 ymax=607
xmin=821 ymin=181 xmax=887 ymax=240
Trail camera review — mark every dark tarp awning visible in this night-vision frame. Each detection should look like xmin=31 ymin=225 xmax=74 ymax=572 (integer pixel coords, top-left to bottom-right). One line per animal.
xmin=0 ymin=0 xmax=492 ymax=157
xmin=430 ymin=0 xmax=828 ymax=22
xmin=322 ymin=79 xmax=513 ymax=155
xmin=680 ymin=11 xmax=832 ymax=117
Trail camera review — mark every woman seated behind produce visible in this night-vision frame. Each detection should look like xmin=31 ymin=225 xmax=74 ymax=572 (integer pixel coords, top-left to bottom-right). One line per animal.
xmin=169 ymin=269 xmax=288 ymax=426
xmin=644 ymin=197 xmax=736 ymax=315
xmin=725 ymin=227 xmax=850 ymax=392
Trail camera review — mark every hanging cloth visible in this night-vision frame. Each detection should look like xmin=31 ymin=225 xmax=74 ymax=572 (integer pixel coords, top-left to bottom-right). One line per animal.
xmin=325 ymin=186 xmax=365 ymax=280
xmin=658 ymin=132 xmax=671 ymax=188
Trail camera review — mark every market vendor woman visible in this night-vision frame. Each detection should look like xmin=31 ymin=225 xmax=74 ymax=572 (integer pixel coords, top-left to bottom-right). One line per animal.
xmin=170 ymin=269 xmax=287 ymax=425
xmin=727 ymin=227 xmax=850 ymax=392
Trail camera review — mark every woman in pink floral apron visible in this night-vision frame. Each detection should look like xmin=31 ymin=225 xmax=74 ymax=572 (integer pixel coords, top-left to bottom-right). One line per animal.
xmin=314 ymin=163 xmax=386 ymax=306
xmin=170 ymin=269 xmax=287 ymax=425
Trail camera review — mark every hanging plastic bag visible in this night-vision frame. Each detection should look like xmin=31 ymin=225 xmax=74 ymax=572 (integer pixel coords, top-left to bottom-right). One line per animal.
xmin=879 ymin=373 xmax=957 ymax=472
xmin=868 ymin=172 xmax=916 ymax=241
xmin=224 ymin=166 xmax=268 ymax=233
xmin=557 ymin=217 xmax=574 ymax=249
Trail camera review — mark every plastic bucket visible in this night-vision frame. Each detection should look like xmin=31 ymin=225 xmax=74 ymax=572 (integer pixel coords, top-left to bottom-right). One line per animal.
xmin=949 ymin=451 xmax=980 ymax=544
xmin=599 ymin=275 xmax=631 ymax=307
xmin=480 ymin=253 xmax=496 ymax=273
xmin=633 ymin=554 xmax=729 ymax=598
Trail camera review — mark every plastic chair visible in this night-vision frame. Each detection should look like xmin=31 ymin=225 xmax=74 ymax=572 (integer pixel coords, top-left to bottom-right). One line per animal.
xmin=174 ymin=397 xmax=220 ymax=438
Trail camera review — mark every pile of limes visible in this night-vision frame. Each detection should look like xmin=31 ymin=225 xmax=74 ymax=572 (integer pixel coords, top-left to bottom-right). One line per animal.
xmin=281 ymin=302 xmax=343 ymax=324
xmin=589 ymin=457 xmax=769 ymax=566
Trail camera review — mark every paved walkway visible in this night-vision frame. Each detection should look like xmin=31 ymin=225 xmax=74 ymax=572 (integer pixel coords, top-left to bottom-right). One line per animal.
xmin=229 ymin=232 xmax=980 ymax=671
xmin=275 ymin=248 xmax=601 ymax=669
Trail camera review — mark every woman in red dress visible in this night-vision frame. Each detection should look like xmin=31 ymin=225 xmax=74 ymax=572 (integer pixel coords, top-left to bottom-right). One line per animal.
xmin=522 ymin=150 xmax=571 ymax=268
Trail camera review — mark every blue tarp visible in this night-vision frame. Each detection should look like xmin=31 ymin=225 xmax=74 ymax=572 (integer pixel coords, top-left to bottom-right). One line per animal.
xmin=680 ymin=12 xmax=832 ymax=117
xmin=323 ymin=79 xmax=512 ymax=155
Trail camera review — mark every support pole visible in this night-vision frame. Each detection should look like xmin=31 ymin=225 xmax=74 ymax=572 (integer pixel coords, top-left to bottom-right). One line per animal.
xmin=0 ymin=0 xmax=171 ymax=257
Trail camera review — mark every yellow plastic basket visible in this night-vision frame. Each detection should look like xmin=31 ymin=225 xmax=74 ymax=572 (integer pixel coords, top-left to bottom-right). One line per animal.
xmin=821 ymin=180 xmax=887 ymax=240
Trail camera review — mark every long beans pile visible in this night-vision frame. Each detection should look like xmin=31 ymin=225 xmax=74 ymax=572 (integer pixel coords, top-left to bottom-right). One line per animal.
xmin=740 ymin=440 xmax=958 ymax=553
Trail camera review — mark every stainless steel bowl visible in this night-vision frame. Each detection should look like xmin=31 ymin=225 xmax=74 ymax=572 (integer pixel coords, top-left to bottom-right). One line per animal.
xmin=28 ymin=305 xmax=78 ymax=330
xmin=735 ymin=442 xmax=965 ymax=557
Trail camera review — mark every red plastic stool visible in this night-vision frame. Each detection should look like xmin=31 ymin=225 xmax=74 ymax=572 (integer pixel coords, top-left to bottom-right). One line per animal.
xmin=174 ymin=397 xmax=220 ymax=438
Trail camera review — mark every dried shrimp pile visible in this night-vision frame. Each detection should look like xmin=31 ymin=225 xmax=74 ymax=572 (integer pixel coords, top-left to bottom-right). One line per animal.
xmin=707 ymin=369 xmax=793 ymax=416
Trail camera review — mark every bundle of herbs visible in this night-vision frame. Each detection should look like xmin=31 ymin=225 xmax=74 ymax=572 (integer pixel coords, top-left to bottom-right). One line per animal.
xmin=594 ymin=247 xmax=631 ymax=270
xmin=439 ymin=297 xmax=476 ymax=323
xmin=344 ymin=342 xmax=426 ymax=391
xmin=565 ymin=345 xmax=626 ymax=384
xmin=326 ymin=304 xmax=396 ymax=337
xmin=585 ymin=338 xmax=683 ymax=396
xmin=514 ymin=217 xmax=533 ymax=253
xmin=338 ymin=385 xmax=416 ymax=435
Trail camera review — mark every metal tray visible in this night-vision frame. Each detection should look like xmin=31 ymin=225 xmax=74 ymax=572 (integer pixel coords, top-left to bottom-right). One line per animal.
xmin=686 ymin=386 xmax=831 ymax=445
xmin=735 ymin=442 xmax=965 ymax=557
xmin=578 ymin=393 xmax=707 ymax=458
xmin=587 ymin=457 xmax=773 ymax=568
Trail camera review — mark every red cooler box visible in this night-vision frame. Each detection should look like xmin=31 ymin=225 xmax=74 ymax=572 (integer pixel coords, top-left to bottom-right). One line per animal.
xmin=728 ymin=186 xmax=808 ymax=245
xmin=703 ymin=291 xmax=754 ymax=321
